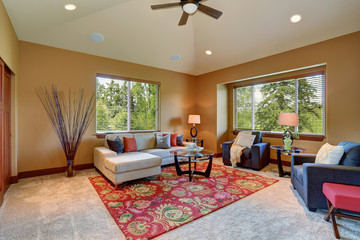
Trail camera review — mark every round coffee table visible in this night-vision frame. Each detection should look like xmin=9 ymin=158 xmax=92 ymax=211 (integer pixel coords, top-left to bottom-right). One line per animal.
xmin=171 ymin=150 xmax=214 ymax=182
xmin=270 ymin=145 xmax=306 ymax=177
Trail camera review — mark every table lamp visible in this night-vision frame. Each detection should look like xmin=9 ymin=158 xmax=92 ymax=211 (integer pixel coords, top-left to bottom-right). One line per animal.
xmin=188 ymin=114 xmax=200 ymax=141
xmin=278 ymin=113 xmax=298 ymax=150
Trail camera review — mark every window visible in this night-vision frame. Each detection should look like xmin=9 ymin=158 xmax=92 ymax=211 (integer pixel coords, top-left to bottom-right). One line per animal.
xmin=234 ymin=72 xmax=325 ymax=135
xmin=96 ymin=75 xmax=159 ymax=133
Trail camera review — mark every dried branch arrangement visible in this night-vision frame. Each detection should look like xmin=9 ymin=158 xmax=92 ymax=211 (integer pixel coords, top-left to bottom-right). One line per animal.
xmin=36 ymin=85 xmax=95 ymax=177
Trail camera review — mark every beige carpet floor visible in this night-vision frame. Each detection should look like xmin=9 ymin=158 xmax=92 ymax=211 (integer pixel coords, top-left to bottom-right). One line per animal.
xmin=0 ymin=159 xmax=359 ymax=240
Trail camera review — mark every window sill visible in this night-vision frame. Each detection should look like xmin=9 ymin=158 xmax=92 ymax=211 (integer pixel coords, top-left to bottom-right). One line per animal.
xmin=232 ymin=130 xmax=326 ymax=142
xmin=95 ymin=130 xmax=160 ymax=139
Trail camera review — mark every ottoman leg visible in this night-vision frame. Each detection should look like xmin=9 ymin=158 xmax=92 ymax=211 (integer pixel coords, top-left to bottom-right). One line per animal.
xmin=325 ymin=198 xmax=340 ymax=239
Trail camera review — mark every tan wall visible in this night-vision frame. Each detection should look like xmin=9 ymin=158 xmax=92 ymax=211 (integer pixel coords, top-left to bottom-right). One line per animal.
xmin=18 ymin=41 xmax=197 ymax=172
xmin=196 ymin=31 xmax=360 ymax=162
xmin=0 ymin=1 xmax=19 ymax=73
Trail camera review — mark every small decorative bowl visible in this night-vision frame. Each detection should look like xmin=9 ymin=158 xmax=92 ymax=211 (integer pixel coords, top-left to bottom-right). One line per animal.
xmin=185 ymin=146 xmax=204 ymax=154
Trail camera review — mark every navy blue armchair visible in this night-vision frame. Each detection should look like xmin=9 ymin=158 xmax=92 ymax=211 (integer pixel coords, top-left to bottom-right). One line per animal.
xmin=291 ymin=141 xmax=360 ymax=212
xmin=222 ymin=131 xmax=270 ymax=171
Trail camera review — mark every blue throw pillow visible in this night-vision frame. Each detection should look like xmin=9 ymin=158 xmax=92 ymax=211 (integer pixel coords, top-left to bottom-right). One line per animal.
xmin=177 ymin=134 xmax=184 ymax=146
xmin=342 ymin=145 xmax=360 ymax=166
xmin=338 ymin=141 xmax=360 ymax=165
xmin=107 ymin=136 xmax=124 ymax=154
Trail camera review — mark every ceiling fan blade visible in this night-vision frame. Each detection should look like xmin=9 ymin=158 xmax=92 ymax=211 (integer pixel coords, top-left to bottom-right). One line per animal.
xmin=178 ymin=11 xmax=189 ymax=26
xmin=198 ymin=3 xmax=223 ymax=19
xmin=151 ymin=2 xmax=181 ymax=10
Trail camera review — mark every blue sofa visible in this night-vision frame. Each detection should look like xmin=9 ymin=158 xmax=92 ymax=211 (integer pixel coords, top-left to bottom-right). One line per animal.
xmin=291 ymin=141 xmax=360 ymax=212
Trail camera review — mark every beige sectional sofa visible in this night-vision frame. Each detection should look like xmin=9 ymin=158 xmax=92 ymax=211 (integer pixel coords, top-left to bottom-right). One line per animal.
xmin=94 ymin=132 xmax=192 ymax=187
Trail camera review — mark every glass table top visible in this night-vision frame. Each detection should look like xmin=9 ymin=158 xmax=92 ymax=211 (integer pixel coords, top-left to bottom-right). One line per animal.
xmin=270 ymin=145 xmax=306 ymax=155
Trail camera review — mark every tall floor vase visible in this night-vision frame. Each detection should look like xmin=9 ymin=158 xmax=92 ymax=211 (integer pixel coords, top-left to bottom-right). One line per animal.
xmin=66 ymin=159 xmax=74 ymax=177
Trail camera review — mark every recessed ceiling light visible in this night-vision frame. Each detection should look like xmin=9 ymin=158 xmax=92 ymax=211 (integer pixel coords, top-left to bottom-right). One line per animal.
xmin=205 ymin=50 xmax=212 ymax=55
xmin=90 ymin=33 xmax=104 ymax=43
xmin=290 ymin=14 xmax=302 ymax=23
xmin=171 ymin=55 xmax=181 ymax=61
xmin=64 ymin=4 xmax=77 ymax=11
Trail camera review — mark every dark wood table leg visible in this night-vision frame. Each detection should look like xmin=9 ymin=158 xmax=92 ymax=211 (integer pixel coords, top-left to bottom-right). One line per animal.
xmin=276 ymin=150 xmax=290 ymax=177
xmin=204 ymin=155 xmax=213 ymax=177
xmin=189 ymin=157 xmax=192 ymax=182
xmin=174 ymin=155 xmax=183 ymax=176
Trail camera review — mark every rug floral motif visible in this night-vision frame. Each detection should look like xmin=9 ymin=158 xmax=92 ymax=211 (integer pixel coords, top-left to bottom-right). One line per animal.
xmin=89 ymin=163 xmax=278 ymax=239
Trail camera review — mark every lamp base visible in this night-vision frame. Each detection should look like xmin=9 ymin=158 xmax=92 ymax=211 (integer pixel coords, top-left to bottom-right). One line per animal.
xmin=283 ymin=127 xmax=293 ymax=151
xmin=190 ymin=126 xmax=198 ymax=139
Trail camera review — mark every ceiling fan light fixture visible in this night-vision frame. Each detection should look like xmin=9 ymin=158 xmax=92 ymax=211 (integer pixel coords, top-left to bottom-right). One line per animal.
xmin=64 ymin=4 xmax=76 ymax=11
xmin=182 ymin=2 xmax=199 ymax=14
xmin=290 ymin=14 xmax=302 ymax=23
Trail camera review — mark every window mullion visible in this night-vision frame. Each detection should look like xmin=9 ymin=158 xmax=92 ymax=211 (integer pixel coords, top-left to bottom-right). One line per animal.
xmin=234 ymin=88 xmax=237 ymax=129
xmin=295 ymin=79 xmax=299 ymax=132
xmin=251 ymin=86 xmax=255 ymax=130
xmin=127 ymin=81 xmax=131 ymax=131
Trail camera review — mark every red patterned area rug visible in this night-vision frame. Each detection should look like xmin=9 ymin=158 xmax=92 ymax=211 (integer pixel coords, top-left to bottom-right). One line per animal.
xmin=89 ymin=163 xmax=278 ymax=239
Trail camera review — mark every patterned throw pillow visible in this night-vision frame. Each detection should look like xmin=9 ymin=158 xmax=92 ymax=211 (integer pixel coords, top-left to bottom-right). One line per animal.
xmin=235 ymin=132 xmax=256 ymax=148
xmin=177 ymin=134 xmax=184 ymax=146
xmin=157 ymin=134 xmax=171 ymax=149
xmin=315 ymin=143 xmax=344 ymax=164
xmin=107 ymin=136 xmax=124 ymax=154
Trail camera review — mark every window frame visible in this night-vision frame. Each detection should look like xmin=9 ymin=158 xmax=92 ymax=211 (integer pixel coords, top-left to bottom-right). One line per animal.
xmin=233 ymin=70 xmax=326 ymax=140
xmin=95 ymin=73 xmax=160 ymax=136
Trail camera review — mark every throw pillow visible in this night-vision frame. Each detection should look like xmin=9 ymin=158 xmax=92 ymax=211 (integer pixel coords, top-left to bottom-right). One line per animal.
xmin=123 ymin=137 xmax=137 ymax=152
xmin=341 ymin=145 xmax=360 ymax=166
xmin=107 ymin=136 xmax=124 ymax=154
xmin=315 ymin=143 xmax=344 ymax=164
xmin=177 ymin=134 xmax=184 ymax=146
xmin=157 ymin=134 xmax=171 ymax=149
xmin=235 ymin=132 xmax=256 ymax=148
xmin=163 ymin=133 xmax=178 ymax=147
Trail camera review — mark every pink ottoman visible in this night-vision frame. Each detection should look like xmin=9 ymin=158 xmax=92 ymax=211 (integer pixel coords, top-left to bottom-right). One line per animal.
xmin=322 ymin=182 xmax=360 ymax=239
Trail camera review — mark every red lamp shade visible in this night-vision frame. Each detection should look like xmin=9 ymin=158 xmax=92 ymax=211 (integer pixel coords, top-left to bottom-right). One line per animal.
xmin=278 ymin=113 xmax=299 ymax=126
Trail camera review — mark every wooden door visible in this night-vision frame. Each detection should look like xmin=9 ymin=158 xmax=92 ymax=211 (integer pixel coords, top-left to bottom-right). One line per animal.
xmin=0 ymin=59 xmax=11 ymax=205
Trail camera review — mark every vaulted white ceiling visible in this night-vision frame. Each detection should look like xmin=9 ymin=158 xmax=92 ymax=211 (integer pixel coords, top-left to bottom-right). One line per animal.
xmin=3 ymin=0 xmax=360 ymax=75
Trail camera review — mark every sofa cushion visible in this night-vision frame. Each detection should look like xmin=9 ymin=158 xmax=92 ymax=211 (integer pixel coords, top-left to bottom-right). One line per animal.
xmin=163 ymin=133 xmax=177 ymax=147
xmin=241 ymin=148 xmax=252 ymax=159
xmin=105 ymin=133 xmax=134 ymax=148
xmin=104 ymin=152 xmax=161 ymax=174
xmin=134 ymin=133 xmax=156 ymax=151
xmin=177 ymin=134 xmax=184 ymax=146
xmin=107 ymin=136 xmax=124 ymax=154
xmin=140 ymin=149 xmax=171 ymax=159
xmin=123 ymin=137 xmax=137 ymax=152
xmin=338 ymin=141 xmax=360 ymax=165
xmin=156 ymin=134 xmax=171 ymax=148
xmin=341 ymin=145 xmax=360 ymax=166
xmin=292 ymin=165 xmax=304 ymax=184
xmin=315 ymin=143 xmax=344 ymax=164
xmin=235 ymin=132 xmax=256 ymax=148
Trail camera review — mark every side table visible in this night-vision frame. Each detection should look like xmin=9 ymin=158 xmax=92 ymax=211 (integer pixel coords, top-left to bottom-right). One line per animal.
xmin=270 ymin=145 xmax=306 ymax=177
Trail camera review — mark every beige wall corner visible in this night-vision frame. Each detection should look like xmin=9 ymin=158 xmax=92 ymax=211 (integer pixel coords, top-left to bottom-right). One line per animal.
xmin=216 ymin=84 xmax=228 ymax=154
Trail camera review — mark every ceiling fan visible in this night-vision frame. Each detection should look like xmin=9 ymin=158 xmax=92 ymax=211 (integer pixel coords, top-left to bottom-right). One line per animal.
xmin=151 ymin=0 xmax=223 ymax=26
